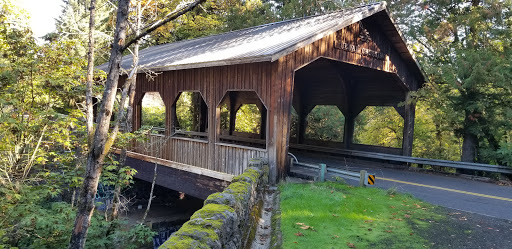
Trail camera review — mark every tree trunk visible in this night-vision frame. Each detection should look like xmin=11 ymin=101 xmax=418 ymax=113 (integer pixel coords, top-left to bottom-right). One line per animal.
xmin=461 ymin=129 xmax=477 ymax=163
xmin=85 ymin=0 xmax=96 ymax=147
xmin=110 ymin=0 xmax=142 ymax=222
xmin=459 ymin=113 xmax=478 ymax=175
xmin=68 ymin=1 xmax=130 ymax=248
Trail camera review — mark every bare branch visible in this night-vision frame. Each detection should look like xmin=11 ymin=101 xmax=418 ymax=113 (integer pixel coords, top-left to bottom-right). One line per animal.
xmin=122 ymin=0 xmax=205 ymax=51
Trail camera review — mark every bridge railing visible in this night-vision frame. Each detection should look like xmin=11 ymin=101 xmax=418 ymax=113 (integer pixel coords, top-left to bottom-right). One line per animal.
xmin=290 ymin=143 xmax=512 ymax=175
xmin=130 ymin=131 xmax=268 ymax=176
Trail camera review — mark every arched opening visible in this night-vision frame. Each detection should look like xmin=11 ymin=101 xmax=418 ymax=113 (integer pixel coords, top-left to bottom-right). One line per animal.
xmin=172 ymin=91 xmax=208 ymax=140
xmin=141 ymin=92 xmax=166 ymax=134
xmin=218 ymin=91 xmax=267 ymax=148
xmin=354 ymin=106 xmax=404 ymax=148
xmin=305 ymin=105 xmax=345 ymax=143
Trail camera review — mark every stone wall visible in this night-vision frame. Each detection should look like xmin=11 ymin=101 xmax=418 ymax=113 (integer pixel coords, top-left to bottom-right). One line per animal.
xmin=159 ymin=159 xmax=269 ymax=249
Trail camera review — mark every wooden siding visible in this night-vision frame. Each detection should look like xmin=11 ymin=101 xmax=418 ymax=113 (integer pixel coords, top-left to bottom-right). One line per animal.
xmin=131 ymin=63 xmax=272 ymax=176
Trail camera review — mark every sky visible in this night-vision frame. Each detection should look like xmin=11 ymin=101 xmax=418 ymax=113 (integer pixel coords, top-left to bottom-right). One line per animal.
xmin=15 ymin=0 xmax=64 ymax=39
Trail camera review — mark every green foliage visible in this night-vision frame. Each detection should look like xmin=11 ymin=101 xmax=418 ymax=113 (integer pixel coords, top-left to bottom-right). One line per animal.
xmin=406 ymin=0 xmax=512 ymax=164
xmin=354 ymin=106 xmax=403 ymax=148
xmin=174 ymin=91 xmax=207 ymax=132
xmin=175 ymin=92 xmax=194 ymax=131
xmin=497 ymin=138 xmax=512 ymax=166
xmin=101 ymin=155 xmax=137 ymax=188
xmin=235 ymin=104 xmax=261 ymax=134
xmin=0 ymin=2 xmax=156 ymax=248
xmin=412 ymin=100 xmax=461 ymax=161
xmin=220 ymin=103 xmax=230 ymax=131
xmin=305 ymin=105 xmax=344 ymax=142
xmin=0 ymin=185 xmax=154 ymax=249
xmin=141 ymin=92 xmax=166 ymax=130
xmin=142 ymin=105 xmax=166 ymax=128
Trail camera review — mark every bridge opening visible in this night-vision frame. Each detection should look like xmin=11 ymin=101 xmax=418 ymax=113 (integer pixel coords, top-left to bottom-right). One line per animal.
xmin=289 ymin=57 xmax=411 ymax=163
xmin=141 ymin=92 xmax=166 ymax=134
xmin=172 ymin=91 xmax=208 ymax=140
xmin=305 ymin=105 xmax=345 ymax=144
xmin=354 ymin=106 xmax=404 ymax=148
xmin=218 ymin=90 xmax=267 ymax=149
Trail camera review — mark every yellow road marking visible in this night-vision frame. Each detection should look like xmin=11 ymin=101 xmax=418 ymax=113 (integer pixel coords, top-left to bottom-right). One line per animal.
xmin=376 ymin=176 xmax=512 ymax=202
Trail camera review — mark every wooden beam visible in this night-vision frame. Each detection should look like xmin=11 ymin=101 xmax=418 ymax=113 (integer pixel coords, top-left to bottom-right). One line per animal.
xmin=118 ymin=150 xmax=234 ymax=181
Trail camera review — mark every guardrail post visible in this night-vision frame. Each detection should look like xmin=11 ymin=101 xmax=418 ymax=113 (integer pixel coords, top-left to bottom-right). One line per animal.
xmin=319 ymin=163 xmax=326 ymax=182
xmin=359 ymin=170 xmax=367 ymax=187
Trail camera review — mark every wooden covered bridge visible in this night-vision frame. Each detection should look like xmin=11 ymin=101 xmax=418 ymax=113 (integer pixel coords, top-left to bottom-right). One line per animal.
xmin=106 ymin=2 xmax=425 ymax=198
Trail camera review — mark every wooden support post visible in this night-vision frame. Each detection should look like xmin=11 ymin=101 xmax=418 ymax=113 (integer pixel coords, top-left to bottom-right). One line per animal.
xmin=199 ymin=95 xmax=208 ymax=132
xmin=260 ymin=107 xmax=267 ymax=139
xmin=170 ymin=99 xmax=177 ymax=135
xmin=229 ymin=92 xmax=237 ymax=135
xmin=343 ymin=113 xmax=355 ymax=149
xmin=402 ymin=93 xmax=416 ymax=157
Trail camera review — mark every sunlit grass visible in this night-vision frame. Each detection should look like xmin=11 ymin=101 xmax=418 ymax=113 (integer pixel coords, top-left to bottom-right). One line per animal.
xmin=279 ymin=181 xmax=443 ymax=249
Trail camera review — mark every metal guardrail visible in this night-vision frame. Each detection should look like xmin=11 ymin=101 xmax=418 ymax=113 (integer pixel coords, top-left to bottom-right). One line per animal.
xmin=290 ymin=144 xmax=512 ymax=175
xmin=294 ymin=161 xmax=374 ymax=186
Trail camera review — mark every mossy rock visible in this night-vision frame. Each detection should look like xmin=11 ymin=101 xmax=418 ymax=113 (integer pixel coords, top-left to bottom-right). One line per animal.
xmin=224 ymin=181 xmax=252 ymax=205
xmin=232 ymin=167 xmax=262 ymax=185
xmin=204 ymin=192 xmax=237 ymax=207
xmin=172 ymin=220 xmax=222 ymax=249
xmin=248 ymin=158 xmax=263 ymax=168
xmin=159 ymin=234 xmax=210 ymax=249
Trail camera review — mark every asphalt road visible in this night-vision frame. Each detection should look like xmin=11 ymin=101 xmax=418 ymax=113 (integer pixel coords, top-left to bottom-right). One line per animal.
xmin=291 ymin=154 xmax=512 ymax=221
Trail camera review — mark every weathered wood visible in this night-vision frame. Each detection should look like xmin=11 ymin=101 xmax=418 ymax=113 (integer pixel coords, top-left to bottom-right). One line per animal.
xmin=125 ymin=156 xmax=229 ymax=200
xmin=125 ymin=13 xmax=423 ymax=182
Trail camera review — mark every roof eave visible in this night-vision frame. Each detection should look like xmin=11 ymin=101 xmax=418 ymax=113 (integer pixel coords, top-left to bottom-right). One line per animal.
xmin=135 ymin=55 xmax=273 ymax=73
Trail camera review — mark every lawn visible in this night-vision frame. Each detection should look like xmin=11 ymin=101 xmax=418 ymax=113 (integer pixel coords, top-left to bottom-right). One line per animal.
xmin=279 ymin=181 xmax=443 ymax=249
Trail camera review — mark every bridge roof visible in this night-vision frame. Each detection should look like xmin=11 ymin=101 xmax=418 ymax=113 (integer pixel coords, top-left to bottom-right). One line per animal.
xmin=99 ymin=2 xmax=423 ymax=82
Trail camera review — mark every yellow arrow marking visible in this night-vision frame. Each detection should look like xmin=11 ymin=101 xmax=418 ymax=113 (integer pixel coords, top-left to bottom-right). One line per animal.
xmin=376 ymin=176 xmax=512 ymax=202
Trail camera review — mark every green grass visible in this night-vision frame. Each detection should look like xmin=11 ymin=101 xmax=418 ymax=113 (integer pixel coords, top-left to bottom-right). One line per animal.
xmin=279 ymin=181 xmax=443 ymax=249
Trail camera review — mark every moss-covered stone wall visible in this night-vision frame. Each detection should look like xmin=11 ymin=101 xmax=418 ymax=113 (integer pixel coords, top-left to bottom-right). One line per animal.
xmin=160 ymin=159 xmax=269 ymax=249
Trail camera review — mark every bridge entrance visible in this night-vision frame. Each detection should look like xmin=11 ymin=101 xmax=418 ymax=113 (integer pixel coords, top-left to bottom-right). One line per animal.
xmin=289 ymin=56 xmax=415 ymax=159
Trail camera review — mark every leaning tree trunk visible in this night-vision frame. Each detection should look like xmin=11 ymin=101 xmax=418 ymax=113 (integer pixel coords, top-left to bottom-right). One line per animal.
xmin=68 ymin=1 xmax=130 ymax=248
xmin=110 ymin=0 xmax=142 ymax=222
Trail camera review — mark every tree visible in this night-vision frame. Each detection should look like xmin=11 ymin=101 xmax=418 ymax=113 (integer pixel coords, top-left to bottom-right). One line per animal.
xmin=69 ymin=0 xmax=206 ymax=247
xmin=54 ymin=0 xmax=116 ymax=61
xmin=412 ymin=0 xmax=512 ymax=165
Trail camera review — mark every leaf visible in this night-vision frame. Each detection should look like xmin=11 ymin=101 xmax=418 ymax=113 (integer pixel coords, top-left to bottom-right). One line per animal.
xmin=385 ymin=230 xmax=393 ymax=233
xmin=300 ymin=225 xmax=310 ymax=230
xmin=294 ymin=232 xmax=304 ymax=236
xmin=347 ymin=242 xmax=356 ymax=248
xmin=404 ymin=214 xmax=411 ymax=218
xmin=364 ymin=220 xmax=373 ymax=223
